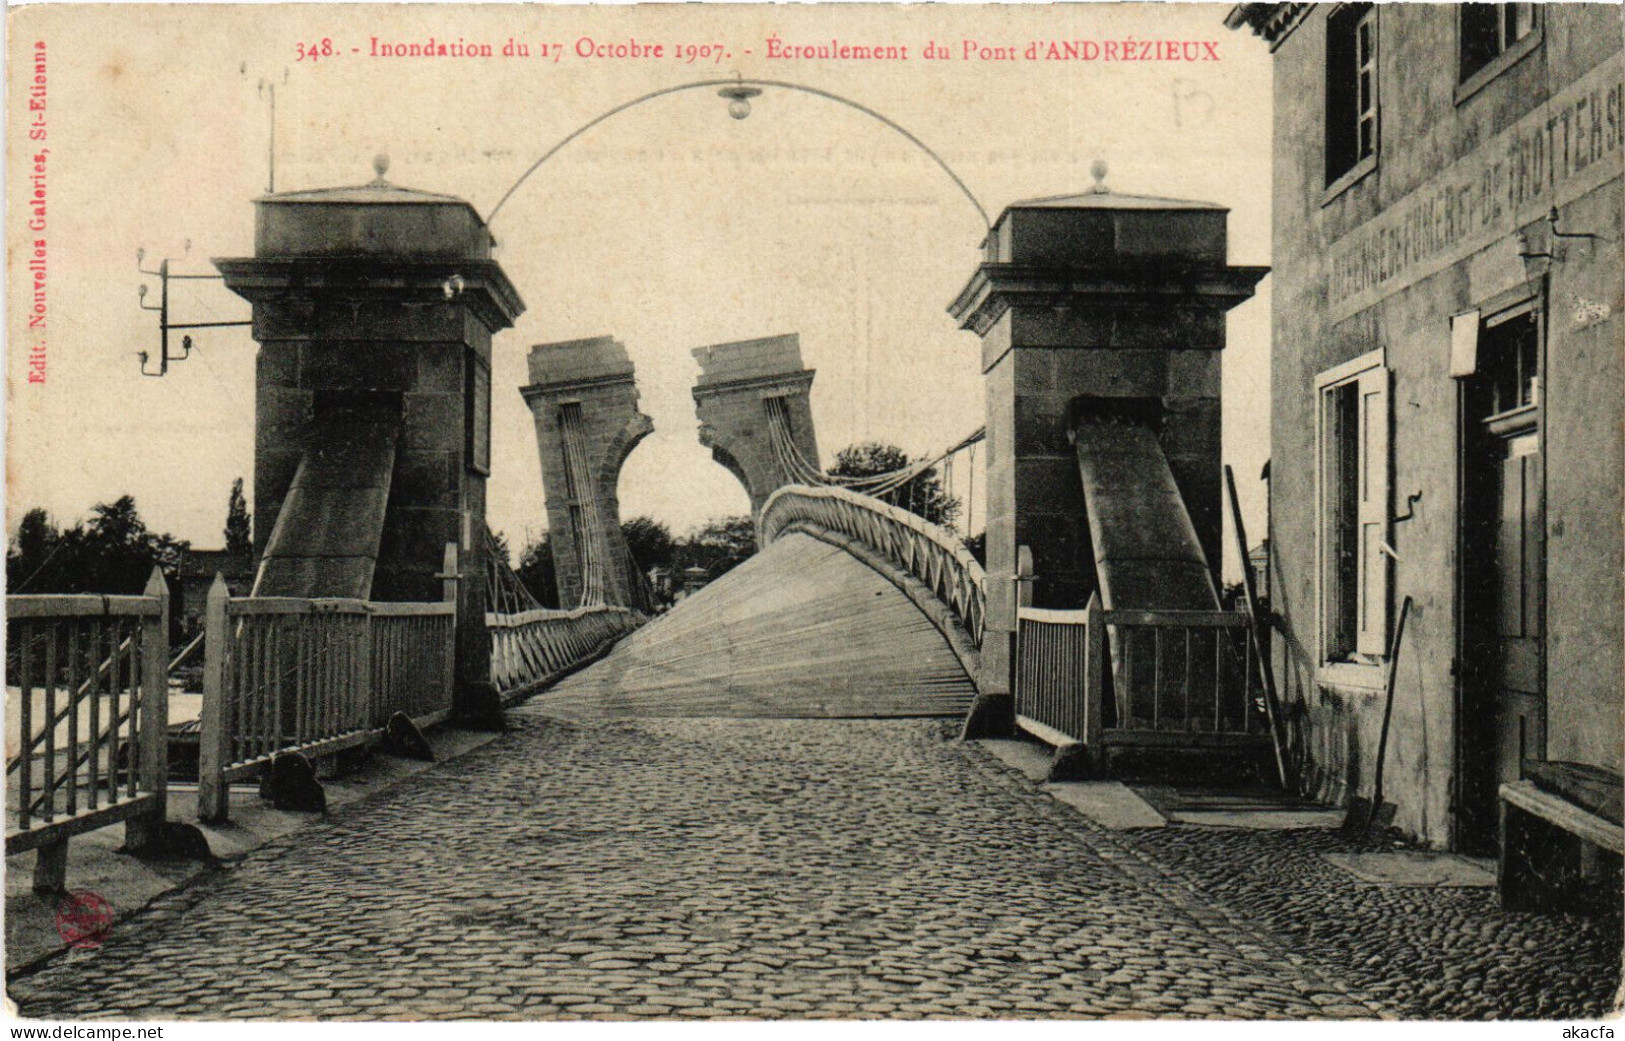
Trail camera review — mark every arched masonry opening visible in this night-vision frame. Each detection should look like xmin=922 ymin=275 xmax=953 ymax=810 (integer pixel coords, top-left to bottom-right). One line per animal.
xmin=691 ymin=334 xmax=819 ymax=515
xmin=521 ymin=336 xmax=654 ymax=609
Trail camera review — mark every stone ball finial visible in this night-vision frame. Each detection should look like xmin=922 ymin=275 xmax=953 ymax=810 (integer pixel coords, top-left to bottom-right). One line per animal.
xmin=1089 ymin=159 xmax=1109 ymax=193
xmin=372 ymin=153 xmax=390 ymax=183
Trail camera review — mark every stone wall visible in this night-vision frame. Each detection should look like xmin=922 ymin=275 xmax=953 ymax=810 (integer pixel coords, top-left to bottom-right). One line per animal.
xmin=220 ymin=173 xmax=524 ymax=708
xmin=952 ymin=192 xmax=1265 ymax=718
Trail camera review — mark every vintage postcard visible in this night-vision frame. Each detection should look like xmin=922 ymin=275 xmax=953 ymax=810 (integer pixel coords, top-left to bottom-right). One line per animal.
xmin=4 ymin=0 xmax=1622 ymax=1028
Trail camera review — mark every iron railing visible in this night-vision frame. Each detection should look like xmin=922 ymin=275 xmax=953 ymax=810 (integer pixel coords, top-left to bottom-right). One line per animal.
xmin=758 ymin=484 xmax=986 ymax=647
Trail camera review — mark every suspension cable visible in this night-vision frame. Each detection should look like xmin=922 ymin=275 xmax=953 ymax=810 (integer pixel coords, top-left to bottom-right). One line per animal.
xmin=763 ymin=395 xmax=987 ymax=527
xmin=765 ymin=396 xmax=986 ymax=499
xmin=484 ymin=530 xmax=544 ymax=616
xmin=560 ymin=404 xmax=609 ymax=607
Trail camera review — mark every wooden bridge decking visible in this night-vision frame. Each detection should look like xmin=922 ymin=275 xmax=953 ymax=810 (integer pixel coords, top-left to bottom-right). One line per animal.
xmin=517 ymin=533 xmax=976 ymax=720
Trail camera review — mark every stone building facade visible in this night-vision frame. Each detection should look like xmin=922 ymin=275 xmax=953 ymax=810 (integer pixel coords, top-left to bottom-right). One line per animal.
xmin=1229 ymin=3 xmax=1622 ymax=850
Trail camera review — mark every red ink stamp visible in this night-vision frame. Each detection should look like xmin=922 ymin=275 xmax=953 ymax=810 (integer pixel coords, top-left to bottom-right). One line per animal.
xmin=55 ymin=890 xmax=113 ymax=949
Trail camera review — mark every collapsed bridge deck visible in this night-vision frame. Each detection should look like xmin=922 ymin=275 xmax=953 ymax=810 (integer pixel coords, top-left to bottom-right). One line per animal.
xmin=517 ymin=533 xmax=976 ymax=721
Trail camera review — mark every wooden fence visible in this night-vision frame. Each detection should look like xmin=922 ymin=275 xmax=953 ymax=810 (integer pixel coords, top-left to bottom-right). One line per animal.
xmin=10 ymin=539 xmax=645 ymax=854
xmin=758 ymin=484 xmax=986 ymax=647
xmin=1015 ymin=594 xmax=1264 ymax=758
xmin=197 ymin=576 xmax=456 ymax=822
xmin=487 ymin=605 xmax=641 ymax=696
xmin=372 ymin=604 xmax=459 ymax=725
xmin=5 ymin=569 xmax=170 ymax=892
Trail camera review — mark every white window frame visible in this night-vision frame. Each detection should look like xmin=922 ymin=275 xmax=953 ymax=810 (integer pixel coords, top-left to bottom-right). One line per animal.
xmin=1323 ymin=3 xmax=1380 ymax=200
xmin=1353 ymin=7 xmax=1378 ymax=165
xmin=1316 ymin=347 xmax=1392 ymax=686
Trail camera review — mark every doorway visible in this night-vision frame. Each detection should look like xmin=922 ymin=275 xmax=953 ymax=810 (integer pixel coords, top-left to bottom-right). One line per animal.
xmin=1458 ymin=304 xmax=1545 ymax=854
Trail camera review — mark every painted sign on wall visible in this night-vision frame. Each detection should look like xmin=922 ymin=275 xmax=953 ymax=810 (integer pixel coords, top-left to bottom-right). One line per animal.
xmin=1328 ymin=56 xmax=1622 ymax=322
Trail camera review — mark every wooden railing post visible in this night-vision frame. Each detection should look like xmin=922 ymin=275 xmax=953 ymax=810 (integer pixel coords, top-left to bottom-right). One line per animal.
xmin=1015 ymin=546 xmax=1035 ymax=610
xmin=356 ymin=607 xmax=376 ymax=730
xmin=126 ymin=567 xmax=171 ymax=852
xmin=1012 ymin=546 xmax=1034 ymax=714
xmin=198 ymin=574 xmax=232 ymax=823
xmin=1082 ymin=592 xmax=1105 ymax=754
xmin=1010 ymin=544 xmax=1035 ymax=698
xmin=442 ymin=542 xmax=459 ymax=708
xmin=1226 ymin=464 xmax=1289 ymax=787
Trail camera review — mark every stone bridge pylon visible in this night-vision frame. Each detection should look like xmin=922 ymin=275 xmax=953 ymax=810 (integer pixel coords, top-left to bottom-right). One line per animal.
xmin=521 ymin=336 xmax=653 ymax=609
xmin=215 ymin=160 xmax=525 ymax=717
xmin=691 ymin=334 xmax=819 ymax=514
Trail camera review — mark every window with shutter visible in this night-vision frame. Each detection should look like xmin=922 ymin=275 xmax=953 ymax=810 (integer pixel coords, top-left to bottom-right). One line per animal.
xmin=1317 ymin=349 xmax=1391 ymax=663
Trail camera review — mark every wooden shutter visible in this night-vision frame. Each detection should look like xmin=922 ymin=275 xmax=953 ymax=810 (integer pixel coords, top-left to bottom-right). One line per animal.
xmin=1355 ymin=365 xmax=1391 ymax=656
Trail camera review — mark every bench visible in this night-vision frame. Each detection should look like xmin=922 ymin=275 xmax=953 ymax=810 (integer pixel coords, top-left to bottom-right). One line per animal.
xmin=1499 ymin=761 xmax=1624 ymax=916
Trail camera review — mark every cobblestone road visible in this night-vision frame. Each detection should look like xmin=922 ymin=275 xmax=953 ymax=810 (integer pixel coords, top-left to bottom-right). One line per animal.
xmin=9 ymin=716 xmax=1618 ymax=1020
xmin=1121 ymin=826 xmax=1622 ymax=1019
xmin=14 ymin=717 xmax=1376 ymax=1020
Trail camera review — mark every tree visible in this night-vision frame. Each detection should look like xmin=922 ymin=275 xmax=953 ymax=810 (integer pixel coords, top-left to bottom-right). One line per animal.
xmin=514 ymin=533 xmax=559 ymax=610
xmin=613 ymin=517 xmax=673 ymax=611
xmin=6 ymin=496 xmax=188 ymax=595
xmin=77 ymin=496 xmax=190 ymax=594
xmin=672 ymin=515 xmax=756 ymax=579
xmin=621 ymin=516 xmax=674 ymax=573
xmin=829 ymin=441 xmax=961 ymax=528
xmin=224 ymin=478 xmax=252 ymax=557
xmin=7 ymin=507 xmax=62 ymax=592
xmin=488 ymin=528 xmax=513 ymax=568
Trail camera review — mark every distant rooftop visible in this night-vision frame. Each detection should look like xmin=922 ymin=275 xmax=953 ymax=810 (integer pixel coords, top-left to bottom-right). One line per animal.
xmin=180 ymin=548 xmax=254 ymax=579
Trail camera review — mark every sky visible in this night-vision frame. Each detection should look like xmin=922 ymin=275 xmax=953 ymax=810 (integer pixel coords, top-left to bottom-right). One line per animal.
xmin=6 ymin=3 xmax=1274 ymax=579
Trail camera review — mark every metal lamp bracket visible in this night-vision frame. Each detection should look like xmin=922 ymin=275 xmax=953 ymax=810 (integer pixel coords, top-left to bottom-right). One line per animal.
xmin=137 ymin=245 xmax=252 ymax=377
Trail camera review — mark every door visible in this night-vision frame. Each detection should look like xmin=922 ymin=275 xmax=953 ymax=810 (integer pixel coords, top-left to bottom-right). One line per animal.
xmin=1458 ymin=306 xmax=1545 ymax=854
xmin=1488 ymin=426 xmax=1544 ymax=805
